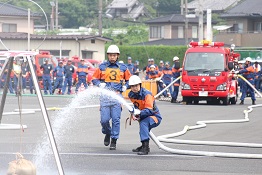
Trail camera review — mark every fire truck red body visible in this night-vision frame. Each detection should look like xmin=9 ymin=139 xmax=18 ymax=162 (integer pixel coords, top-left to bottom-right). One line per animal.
xmin=181 ymin=41 xmax=239 ymax=105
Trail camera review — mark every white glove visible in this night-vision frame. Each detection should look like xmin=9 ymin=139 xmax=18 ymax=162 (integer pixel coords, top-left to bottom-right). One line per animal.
xmin=122 ymin=86 xmax=127 ymax=92
xmin=99 ymin=82 xmax=106 ymax=88
xmin=234 ymin=70 xmax=240 ymax=74
xmin=53 ymin=77 xmax=56 ymax=80
xmin=129 ymin=107 xmax=140 ymax=115
xmin=133 ymin=108 xmax=141 ymax=115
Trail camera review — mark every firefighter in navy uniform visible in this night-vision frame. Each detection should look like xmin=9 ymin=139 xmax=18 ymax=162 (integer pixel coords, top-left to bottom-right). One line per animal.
xmin=235 ymin=57 xmax=256 ymax=105
xmin=128 ymin=75 xmax=162 ymax=155
xmin=92 ymin=45 xmax=131 ymax=150
xmin=40 ymin=58 xmax=53 ymax=95
xmin=52 ymin=61 xmax=64 ymax=94
xmin=62 ymin=60 xmax=74 ymax=95
xmin=126 ymin=57 xmax=135 ymax=75
xmin=171 ymin=56 xmax=182 ymax=103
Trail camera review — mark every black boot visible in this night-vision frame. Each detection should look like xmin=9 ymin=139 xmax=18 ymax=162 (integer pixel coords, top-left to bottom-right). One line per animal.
xmin=109 ymin=138 xmax=117 ymax=150
xmin=171 ymin=98 xmax=176 ymax=103
xmin=132 ymin=145 xmax=142 ymax=152
xmin=239 ymin=100 xmax=244 ymax=105
xmin=104 ymin=134 xmax=110 ymax=146
xmin=132 ymin=145 xmax=150 ymax=152
xmin=137 ymin=140 xmax=150 ymax=155
xmin=252 ymin=100 xmax=256 ymax=105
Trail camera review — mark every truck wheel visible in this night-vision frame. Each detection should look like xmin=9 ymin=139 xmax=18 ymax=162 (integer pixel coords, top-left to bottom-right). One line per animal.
xmin=222 ymin=96 xmax=229 ymax=105
xmin=230 ymin=97 xmax=236 ymax=105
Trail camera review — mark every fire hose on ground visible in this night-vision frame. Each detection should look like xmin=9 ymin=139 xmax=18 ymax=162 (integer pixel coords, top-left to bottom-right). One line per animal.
xmin=8 ymin=75 xmax=262 ymax=158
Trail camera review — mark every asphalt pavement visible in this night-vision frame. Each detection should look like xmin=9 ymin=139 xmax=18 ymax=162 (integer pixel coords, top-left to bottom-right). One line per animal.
xmin=0 ymin=92 xmax=262 ymax=175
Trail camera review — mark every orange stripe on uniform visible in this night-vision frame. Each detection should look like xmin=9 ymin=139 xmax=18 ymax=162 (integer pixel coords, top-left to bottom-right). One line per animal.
xmin=150 ymin=116 xmax=158 ymax=124
xmin=92 ymin=68 xmax=102 ymax=80
xmin=144 ymin=94 xmax=154 ymax=109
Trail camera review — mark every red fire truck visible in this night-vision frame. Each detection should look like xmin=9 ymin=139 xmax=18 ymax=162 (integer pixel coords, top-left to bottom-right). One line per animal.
xmin=181 ymin=41 xmax=239 ymax=105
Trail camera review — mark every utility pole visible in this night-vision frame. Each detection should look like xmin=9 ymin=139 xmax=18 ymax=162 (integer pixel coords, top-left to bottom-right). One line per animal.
xmin=55 ymin=0 xmax=58 ymax=29
xmin=198 ymin=0 xmax=203 ymax=41
xmin=185 ymin=0 xmax=188 ymax=45
xmin=181 ymin=0 xmax=184 ymax=15
xmin=98 ymin=0 xmax=103 ymax=36
xmin=50 ymin=2 xmax=55 ymax=30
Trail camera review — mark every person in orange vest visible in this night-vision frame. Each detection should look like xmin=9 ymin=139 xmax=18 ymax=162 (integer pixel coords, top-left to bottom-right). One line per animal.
xmin=92 ymin=45 xmax=132 ymax=150
xmin=128 ymin=75 xmax=162 ymax=155
xmin=253 ymin=61 xmax=261 ymax=91
xmin=148 ymin=65 xmax=164 ymax=96
xmin=235 ymin=57 xmax=256 ymax=105
xmin=171 ymin=56 xmax=182 ymax=103
xmin=75 ymin=58 xmax=88 ymax=93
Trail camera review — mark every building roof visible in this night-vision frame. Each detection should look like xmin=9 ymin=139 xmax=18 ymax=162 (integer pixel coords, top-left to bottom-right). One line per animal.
xmin=0 ymin=3 xmax=42 ymax=17
xmin=221 ymin=0 xmax=262 ymax=17
xmin=134 ymin=38 xmax=197 ymax=46
xmin=145 ymin=14 xmax=199 ymax=24
xmin=0 ymin=32 xmax=112 ymax=42
xmin=107 ymin=0 xmax=138 ymax=9
xmin=187 ymin=0 xmax=240 ymax=11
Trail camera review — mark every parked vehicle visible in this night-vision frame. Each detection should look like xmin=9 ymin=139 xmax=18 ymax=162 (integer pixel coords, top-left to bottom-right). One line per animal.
xmin=181 ymin=41 xmax=239 ymax=105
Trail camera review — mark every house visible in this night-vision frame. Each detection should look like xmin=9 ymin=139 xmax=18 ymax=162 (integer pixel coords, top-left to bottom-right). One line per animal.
xmin=187 ymin=0 xmax=240 ymax=13
xmin=106 ymin=0 xmax=145 ymax=20
xmin=215 ymin=0 xmax=262 ymax=47
xmin=142 ymin=14 xmax=205 ymax=45
xmin=0 ymin=33 xmax=111 ymax=61
xmin=0 ymin=2 xmax=41 ymax=34
xmin=0 ymin=3 xmax=112 ymax=60
xmin=139 ymin=0 xmax=240 ymax=46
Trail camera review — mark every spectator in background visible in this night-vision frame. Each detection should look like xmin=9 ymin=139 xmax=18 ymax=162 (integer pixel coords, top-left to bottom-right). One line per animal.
xmin=158 ymin=60 xmax=164 ymax=71
xmin=133 ymin=60 xmax=140 ymax=76
xmin=75 ymin=59 xmax=88 ymax=94
xmin=162 ymin=61 xmax=173 ymax=97
xmin=40 ymin=58 xmax=53 ymax=95
xmin=52 ymin=61 xmax=65 ymax=94
xmin=126 ymin=57 xmax=134 ymax=75
xmin=62 ymin=60 xmax=74 ymax=95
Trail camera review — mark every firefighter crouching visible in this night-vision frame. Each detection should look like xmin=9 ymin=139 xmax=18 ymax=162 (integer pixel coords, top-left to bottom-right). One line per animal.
xmin=128 ymin=75 xmax=162 ymax=155
xmin=75 ymin=58 xmax=88 ymax=94
xmin=92 ymin=44 xmax=131 ymax=150
xmin=235 ymin=57 xmax=256 ymax=105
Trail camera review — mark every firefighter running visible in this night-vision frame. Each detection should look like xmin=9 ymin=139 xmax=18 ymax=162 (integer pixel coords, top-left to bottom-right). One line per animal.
xmin=92 ymin=44 xmax=131 ymax=150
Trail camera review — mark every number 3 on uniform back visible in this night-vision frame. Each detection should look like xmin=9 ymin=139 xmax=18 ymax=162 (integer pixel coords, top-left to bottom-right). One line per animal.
xmin=105 ymin=68 xmax=121 ymax=83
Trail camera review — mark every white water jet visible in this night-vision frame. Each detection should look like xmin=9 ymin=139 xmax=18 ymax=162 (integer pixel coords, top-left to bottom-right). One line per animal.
xmin=33 ymin=87 xmax=132 ymax=173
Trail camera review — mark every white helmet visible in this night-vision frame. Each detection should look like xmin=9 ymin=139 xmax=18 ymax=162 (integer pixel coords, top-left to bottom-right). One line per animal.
xmin=150 ymin=65 xmax=156 ymax=69
xmin=245 ymin=57 xmax=252 ymax=62
xmin=129 ymin=75 xmax=142 ymax=86
xmin=107 ymin=45 xmax=120 ymax=54
xmin=173 ymin=56 xmax=179 ymax=61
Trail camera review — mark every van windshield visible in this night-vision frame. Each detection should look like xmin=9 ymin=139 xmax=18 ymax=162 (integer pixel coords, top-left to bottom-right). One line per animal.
xmin=184 ymin=52 xmax=225 ymax=71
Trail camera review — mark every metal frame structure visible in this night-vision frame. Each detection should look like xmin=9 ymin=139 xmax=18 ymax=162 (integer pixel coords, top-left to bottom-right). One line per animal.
xmin=0 ymin=51 xmax=64 ymax=175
